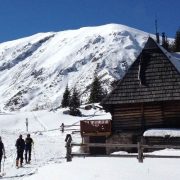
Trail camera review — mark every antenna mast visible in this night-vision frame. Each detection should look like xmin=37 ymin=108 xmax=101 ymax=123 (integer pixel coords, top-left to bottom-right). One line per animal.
xmin=155 ymin=15 xmax=159 ymax=43
xmin=155 ymin=18 xmax=158 ymax=34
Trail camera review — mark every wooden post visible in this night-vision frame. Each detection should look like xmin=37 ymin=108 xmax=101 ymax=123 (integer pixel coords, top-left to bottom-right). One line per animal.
xmin=137 ymin=141 xmax=143 ymax=163
xmin=26 ymin=118 xmax=28 ymax=132
xmin=65 ymin=134 xmax=72 ymax=162
xmin=60 ymin=123 xmax=64 ymax=133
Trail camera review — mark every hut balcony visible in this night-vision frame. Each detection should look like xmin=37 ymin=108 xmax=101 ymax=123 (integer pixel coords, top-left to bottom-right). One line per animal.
xmin=80 ymin=119 xmax=112 ymax=136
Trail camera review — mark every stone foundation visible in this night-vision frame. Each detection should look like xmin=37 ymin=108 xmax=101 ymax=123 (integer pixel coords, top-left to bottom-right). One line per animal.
xmin=106 ymin=132 xmax=142 ymax=154
xmin=81 ymin=132 xmax=142 ymax=154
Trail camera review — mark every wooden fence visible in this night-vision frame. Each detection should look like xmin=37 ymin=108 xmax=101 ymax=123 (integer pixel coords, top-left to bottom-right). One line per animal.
xmin=65 ymin=139 xmax=180 ymax=162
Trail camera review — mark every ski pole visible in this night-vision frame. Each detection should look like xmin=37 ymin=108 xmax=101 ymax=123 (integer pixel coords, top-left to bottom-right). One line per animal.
xmin=33 ymin=145 xmax=36 ymax=162
xmin=11 ymin=148 xmax=16 ymax=167
xmin=2 ymin=157 xmax=5 ymax=173
xmin=0 ymin=157 xmax=6 ymax=176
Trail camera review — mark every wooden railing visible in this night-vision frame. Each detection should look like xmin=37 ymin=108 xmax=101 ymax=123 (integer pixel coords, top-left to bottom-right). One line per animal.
xmin=65 ymin=138 xmax=180 ymax=162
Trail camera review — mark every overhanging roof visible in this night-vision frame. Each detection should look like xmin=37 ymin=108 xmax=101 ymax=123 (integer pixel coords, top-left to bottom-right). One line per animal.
xmin=101 ymin=37 xmax=180 ymax=106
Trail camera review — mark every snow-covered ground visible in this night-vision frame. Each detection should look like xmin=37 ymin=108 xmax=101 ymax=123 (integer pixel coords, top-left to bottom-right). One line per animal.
xmin=24 ymin=156 xmax=180 ymax=180
xmin=0 ymin=108 xmax=180 ymax=180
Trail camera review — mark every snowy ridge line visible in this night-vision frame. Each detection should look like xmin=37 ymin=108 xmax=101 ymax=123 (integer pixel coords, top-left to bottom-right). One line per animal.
xmin=0 ymin=34 xmax=55 ymax=72
xmin=0 ymin=23 xmax=149 ymax=111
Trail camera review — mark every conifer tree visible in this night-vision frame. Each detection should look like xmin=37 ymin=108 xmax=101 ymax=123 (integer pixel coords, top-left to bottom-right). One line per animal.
xmin=69 ymin=87 xmax=81 ymax=116
xmin=110 ymin=79 xmax=119 ymax=90
xmin=162 ymin=39 xmax=170 ymax=51
xmin=174 ymin=28 xmax=180 ymax=52
xmin=61 ymin=85 xmax=70 ymax=108
xmin=89 ymin=74 xmax=105 ymax=103
xmin=162 ymin=33 xmax=170 ymax=51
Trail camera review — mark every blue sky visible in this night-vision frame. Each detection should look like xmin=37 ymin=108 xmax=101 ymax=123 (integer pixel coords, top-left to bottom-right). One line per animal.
xmin=0 ymin=0 xmax=179 ymax=42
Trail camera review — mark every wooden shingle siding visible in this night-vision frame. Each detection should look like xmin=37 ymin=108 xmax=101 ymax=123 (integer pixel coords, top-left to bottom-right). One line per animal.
xmin=102 ymin=38 xmax=180 ymax=106
xmin=163 ymin=101 xmax=180 ymax=127
xmin=101 ymin=37 xmax=180 ymax=138
xmin=112 ymin=104 xmax=142 ymax=131
xmin=112 ymin=101 xmax=180 ymax=133
xmin=143 ymin=103 xmax=163 ymax=128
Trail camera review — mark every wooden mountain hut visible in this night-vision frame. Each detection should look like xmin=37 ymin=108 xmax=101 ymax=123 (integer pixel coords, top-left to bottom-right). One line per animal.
xmin=101 ymin=37 xmax=180 ymax=152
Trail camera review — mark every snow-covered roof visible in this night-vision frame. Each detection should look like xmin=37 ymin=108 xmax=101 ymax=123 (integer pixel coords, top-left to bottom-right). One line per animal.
xmin=157 ymin=44 xmax=180 ymax=73
xmin=143 ymin=129 xmax=180 ymax=137
xmin=101 ymin=37 xmax=180 ymax=106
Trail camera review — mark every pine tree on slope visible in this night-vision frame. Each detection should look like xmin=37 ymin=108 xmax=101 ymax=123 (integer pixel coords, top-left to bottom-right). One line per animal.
xmin=174 ymin=28 xmax=180 ymax=52
xmin=61 ymin=85 xmax=70 ymax=108
xmin=89 ymin=74 xmax=105 ymax=103
xmin=69 ymin=87 xmax=81 ymax=116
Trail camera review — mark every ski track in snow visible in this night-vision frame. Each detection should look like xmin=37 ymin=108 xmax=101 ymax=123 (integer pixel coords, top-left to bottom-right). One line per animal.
xmin=1 ymin=110 xmax=180 ymax=179
xmin=0 ymin=107 xmax=108 ymax=179
xmin=0 ymin=110 xmax=83 ymax=180
xmin=32 ymin=113 xmax=48 ymax=131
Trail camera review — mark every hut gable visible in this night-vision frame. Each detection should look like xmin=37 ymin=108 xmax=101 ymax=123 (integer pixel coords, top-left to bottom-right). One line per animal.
xmin=102 ymin=37 xmax=180 ymax=106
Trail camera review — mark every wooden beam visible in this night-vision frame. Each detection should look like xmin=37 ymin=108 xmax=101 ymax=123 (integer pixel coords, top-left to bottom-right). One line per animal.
xmin=71 ymin=143 xmax=180 ymax=149
xmin=71 ymin=154 xmax=180 ymax=159
xmin=72 ymin=143 xmax=138 ymax=148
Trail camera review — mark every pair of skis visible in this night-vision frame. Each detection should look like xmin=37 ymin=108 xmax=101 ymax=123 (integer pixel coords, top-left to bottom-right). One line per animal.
xmin=0 ymin=172 xmax=6 ymax=178
xmin=1 ymin=168 xmax=36 ymax=179
xmin=0 ymin=164 xmax=36 ymax=178
xmin=0 ymin=158 xmax=6 ymax=178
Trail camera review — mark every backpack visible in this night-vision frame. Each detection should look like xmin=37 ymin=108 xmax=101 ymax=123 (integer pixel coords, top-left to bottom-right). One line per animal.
xmin=16 ymin=138 xmax=25 ymax=151
xmin=0 ymin=142 xmax=4 ymax=154
xmin=25 ymin=137 xmax=33 ymax=148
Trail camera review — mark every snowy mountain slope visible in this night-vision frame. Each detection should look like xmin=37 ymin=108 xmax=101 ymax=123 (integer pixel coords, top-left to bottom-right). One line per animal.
xmin=0 ymin=24 xmax=150 ymax=111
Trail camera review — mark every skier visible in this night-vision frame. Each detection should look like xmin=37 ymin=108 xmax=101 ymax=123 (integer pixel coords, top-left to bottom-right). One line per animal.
xmin=65 ymin=134 xmax=72 ymax=146
xmin=25 ymin=134 xmax=34 ymax=164
xmin=15 ymin=134 xmax=25 ymax=167
xmin=60 ymin=123 xmax=65 ymax=132
xmin=65 ymin=134 xmax=72 ymax=162
xmin=0 ymin=137 xmax=6 ymax=173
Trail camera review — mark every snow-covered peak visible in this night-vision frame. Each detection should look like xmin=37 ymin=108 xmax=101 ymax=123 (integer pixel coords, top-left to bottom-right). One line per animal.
xmin=0 ymin=23 xmax=151 ymax=111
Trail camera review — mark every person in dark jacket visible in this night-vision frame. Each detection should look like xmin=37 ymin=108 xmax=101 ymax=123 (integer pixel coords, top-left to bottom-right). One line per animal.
xmin=0 ymin=137 xmax=6 ymax=172
xmin=25 ymin=134 xmax=34 ymax=164
xmin=15 ymin=134 xmax=25 ymax=167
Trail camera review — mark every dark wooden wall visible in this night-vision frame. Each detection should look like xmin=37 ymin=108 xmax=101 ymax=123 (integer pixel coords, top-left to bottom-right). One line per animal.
xmin=112 ymin=100 xmax=180 ymax=133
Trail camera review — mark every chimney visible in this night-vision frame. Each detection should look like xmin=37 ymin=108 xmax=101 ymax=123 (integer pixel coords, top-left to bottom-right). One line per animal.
xmin=165 ymin=35 xmax=168 ymax=42
xmin=155 ymin=18 xmax=159 ymax=43
xmin=162 ymin=32 xmax=166 ymax=45
xmin=156 ymin=32 xmax=160 ymax=43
